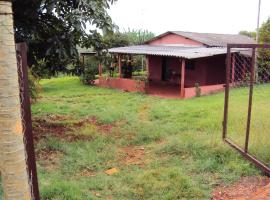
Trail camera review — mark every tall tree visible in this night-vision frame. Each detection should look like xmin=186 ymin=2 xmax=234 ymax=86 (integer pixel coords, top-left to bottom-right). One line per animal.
xmin=123 ymin=29 xmax=155 ymax=45
xmin=257 ymin=17 xmax=270 ymax=82
xmin=0 ymin=0 xmax=31 ymax=199
xmin=259 ymin=17 xmax=270 ymax=43
xmin=12 ymin=0 xmax=116 ymax=76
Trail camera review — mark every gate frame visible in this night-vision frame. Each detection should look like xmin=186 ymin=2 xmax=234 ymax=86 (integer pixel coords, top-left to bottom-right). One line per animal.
xmin=223 ymin=43 xmax=270 ymax=176
xmin=16 ymin=42 xmax=40 ymax=200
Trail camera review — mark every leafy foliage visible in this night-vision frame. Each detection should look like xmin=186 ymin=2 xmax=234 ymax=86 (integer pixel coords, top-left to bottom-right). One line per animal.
xmin=259 ymin=17 xmax=270 ymax=43
xmin=239 ymin=18 xmax=270 ymax=82
xmin=122 ymin=28 xmax=155 ymax=45
xmin=28 ymin=70 xmax=41 ymax=102
xmin=80 ymin=57 xmax=99 ymax=85
xmin=12 ymin=0 xmax=115 ymax=76
xmin=100 ymin=29 xmax=155 ymax=72
xmin=239 ymin=30 xmax=256 ymax=40
xmin=257 ymin=17 xmax=270 ymax=82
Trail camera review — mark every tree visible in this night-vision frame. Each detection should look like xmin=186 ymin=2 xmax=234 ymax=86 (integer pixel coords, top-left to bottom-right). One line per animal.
xmin=259 ymin=17 xmax=270 ymax=43
xmin=12 ymin=0 xmax=116 ymax=77
xmin=122 ymin=28 xmax=155 ymax=45
xmin=239 ymin=30 xmax=256 ymax=40
xmin=257 ymin=17 xmax=270 ymax=82
xmin=104 ymin=32 xmax=130 ymax=48
xmin=0 ymin=1 xmax=31 ymax=199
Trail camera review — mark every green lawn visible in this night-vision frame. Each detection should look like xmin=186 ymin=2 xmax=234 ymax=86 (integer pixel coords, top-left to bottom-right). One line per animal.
xmin=2 ymin=76 xmax=269 ymax=199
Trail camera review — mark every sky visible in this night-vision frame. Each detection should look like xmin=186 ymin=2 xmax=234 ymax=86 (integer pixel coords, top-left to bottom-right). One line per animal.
xmin=108 ymin=0 xmax=270 ymax=35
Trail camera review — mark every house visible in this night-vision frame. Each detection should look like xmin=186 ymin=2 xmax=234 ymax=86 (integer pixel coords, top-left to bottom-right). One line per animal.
xmin=98 ymin=31 xmax=255 ymax=98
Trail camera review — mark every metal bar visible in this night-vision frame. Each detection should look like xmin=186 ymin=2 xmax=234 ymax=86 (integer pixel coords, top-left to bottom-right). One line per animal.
xmin=16 ymin=42 xmax=40 ymax=200
xmin=231 ymin=53 xmax=235 ymax=85
xmin=223 ymin=47 xmax=231 ymax=139
xmin=224 ymin=44 xmax=270 ymax=177
xmin=244 ymin=48 xmax=256 ymax=152
xmin=225 ymin=138 xmax=270 ymax=176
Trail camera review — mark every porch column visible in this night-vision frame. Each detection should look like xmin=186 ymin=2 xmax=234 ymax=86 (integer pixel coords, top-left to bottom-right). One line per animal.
xmin=231 ymin=53 xmax=235 ymax=85
xmin=180 ymin=59 xmax=186 ymax=98
xmin=98 ymin=63 xmax=102 ymax=77
xmin=82 ymin=55 xmax=85 ymax=65
xmin=146 ymin=55 xmax=149 ymax=79
xmin=118 ymin=54 xmax=122 ymax=78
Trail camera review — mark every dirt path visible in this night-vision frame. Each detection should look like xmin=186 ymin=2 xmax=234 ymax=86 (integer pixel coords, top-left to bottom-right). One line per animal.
xmin=212 ymin=176 xmax=270 ymax=200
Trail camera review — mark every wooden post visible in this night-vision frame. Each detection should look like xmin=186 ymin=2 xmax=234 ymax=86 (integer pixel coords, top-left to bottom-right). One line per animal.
xmin=231 ymin=53 xmax=235 ymax=85
xmin=118 ymin=54 xmax=122 ymax=78
xmin=98 ymin=63 xmax=102 ymax=77
xmin=146 ymin=55 xmax=149 ymax=79
xmin=180 ymin=59 xmax=186 ymax=98
xmin=82 ymin=55 xmax=85 ymax=65
xmin=129 ymin=54 xmax=132 ymax=78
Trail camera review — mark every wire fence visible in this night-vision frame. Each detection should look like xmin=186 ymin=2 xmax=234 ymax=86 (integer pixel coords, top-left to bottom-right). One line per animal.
xmin=223 ymin=44 xmax=270 ymax=175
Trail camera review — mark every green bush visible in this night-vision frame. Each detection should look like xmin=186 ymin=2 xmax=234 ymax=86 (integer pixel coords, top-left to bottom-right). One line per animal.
xmin=31 ymin=59 xmax=51 ymax=79
xmin=80 ymin=57 xmax=99 ymax=85
xmin=28 ymin=69 xmax=41 ymax=102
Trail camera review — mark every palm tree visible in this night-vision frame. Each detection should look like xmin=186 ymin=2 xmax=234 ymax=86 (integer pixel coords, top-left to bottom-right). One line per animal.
xmin=0 ymin=1 xmax=31 ymax=199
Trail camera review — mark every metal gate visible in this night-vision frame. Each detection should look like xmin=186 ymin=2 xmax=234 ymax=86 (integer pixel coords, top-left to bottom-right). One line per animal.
xmin=223 ymin=44 xmax=270 ymax=175
xmin=16 ymin=43 xmax=40 ymax=199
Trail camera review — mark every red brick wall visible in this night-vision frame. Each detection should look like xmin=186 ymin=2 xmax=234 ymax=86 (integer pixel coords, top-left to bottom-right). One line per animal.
xmin=184 ymin=84 xmax=225 ymax=99
xmin=98 ymin=77 xmax=145 ymax=92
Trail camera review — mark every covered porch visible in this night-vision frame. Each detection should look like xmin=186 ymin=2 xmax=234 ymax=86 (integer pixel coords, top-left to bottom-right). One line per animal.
xmin=97 ymin=45 xmax=233 ymax=99
xmin=98 ymin=55 xmax=187 ymax=98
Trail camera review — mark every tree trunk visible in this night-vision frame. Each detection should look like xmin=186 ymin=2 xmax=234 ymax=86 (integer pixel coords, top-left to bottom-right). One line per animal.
xmin=0 ymin=1 xmax=31 ymax=199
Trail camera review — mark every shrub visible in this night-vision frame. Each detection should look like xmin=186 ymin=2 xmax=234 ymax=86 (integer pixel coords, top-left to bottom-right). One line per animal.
xmin=80 ymin=57 xmax=99 ymax=85
xmin=28 ymin=69 xmax=41 ymax=102
xmin=31 ymin=58 xmax=51 ymax=79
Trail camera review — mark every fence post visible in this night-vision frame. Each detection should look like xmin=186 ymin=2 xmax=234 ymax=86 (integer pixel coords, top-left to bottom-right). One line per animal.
xmin=223 ymin=45 xmax=231 ymax=139
xmin=16 ymin=42 xmax=40 ymax=200
xmin=244 ymin=48 xmax=256 ymax=153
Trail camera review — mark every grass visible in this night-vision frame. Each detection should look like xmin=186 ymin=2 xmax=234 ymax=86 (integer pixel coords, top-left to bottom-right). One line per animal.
xmin=227 ymin=84 xmax=270 ymax=165
xmin=2 ymin=76 xmax=269 ymax=199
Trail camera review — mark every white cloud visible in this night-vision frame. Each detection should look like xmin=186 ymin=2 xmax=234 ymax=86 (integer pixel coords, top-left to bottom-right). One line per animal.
xmin=108 ymin=0 xmax=270 ymax=35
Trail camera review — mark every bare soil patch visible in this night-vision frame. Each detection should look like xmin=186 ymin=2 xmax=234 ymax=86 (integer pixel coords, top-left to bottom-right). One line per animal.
xmin=33 ymin=117 xmax=93 ymax=142
xmin=86 ymin=117 xmax=115 ymax=135
xmin=212 ymin=176 xmax=270 ymax=200
xmin=32 ymin=115 xmax=116 ymax=142
xmin=118 ymin=146 xmax=146 ymax=168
